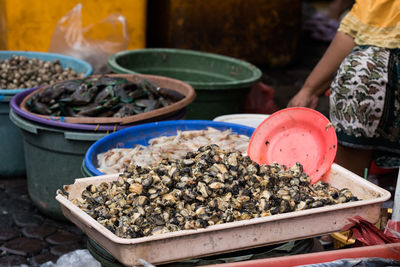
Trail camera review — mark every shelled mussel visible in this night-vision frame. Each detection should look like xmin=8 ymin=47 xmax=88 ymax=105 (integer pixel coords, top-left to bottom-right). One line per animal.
xmin=26 ymin=75 xmax=184 ymax=118
xmin=73 ymin=144 xmax=359 ymax=239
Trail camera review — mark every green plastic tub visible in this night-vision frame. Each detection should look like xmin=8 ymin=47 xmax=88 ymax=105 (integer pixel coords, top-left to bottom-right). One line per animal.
xmin=0 ymin=96 xmax=26 ymax=176
xmin=108 ymin=48 xmax=262 ymax=120
xmin=9 ymin=110 xmax=107 ymax=221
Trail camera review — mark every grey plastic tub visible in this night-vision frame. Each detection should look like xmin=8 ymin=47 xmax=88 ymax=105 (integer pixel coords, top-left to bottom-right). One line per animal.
xmin=9 ymin=110 xmax=107 ymax=220
xmin=0 ymin=95 xmax=25 ymax=176
xmin=0 ymin=51 xmax=92 ymax=177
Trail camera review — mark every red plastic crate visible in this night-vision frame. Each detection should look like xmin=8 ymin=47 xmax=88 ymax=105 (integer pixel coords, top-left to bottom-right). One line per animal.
xmin=204 ymin=243 xmax=400 ymax=267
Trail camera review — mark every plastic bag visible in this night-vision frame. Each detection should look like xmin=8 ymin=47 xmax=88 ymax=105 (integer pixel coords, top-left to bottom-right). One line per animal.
xmin=297 ymin=257 xmax=400 ymax=267
xmin=49 ymin=3 xmax=129 ymax=74
xmin=40 ymin=249 xmax=101 ymax=267
xmin=341 ymin=216 xmax=400 ymax=247
xmin=244 ymin=82 xmax=279 ymax=115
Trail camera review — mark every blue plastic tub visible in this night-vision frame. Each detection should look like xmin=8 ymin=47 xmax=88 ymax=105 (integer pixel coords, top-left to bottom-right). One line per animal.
xmin=84 ymin=120 xmax=255 ymax=176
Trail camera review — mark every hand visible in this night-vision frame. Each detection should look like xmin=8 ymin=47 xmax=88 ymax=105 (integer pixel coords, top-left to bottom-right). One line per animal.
xmin=286 ymin=32 xmax=355 ymax=109
xmin=287 ymin=89 xmax=319 ymax=109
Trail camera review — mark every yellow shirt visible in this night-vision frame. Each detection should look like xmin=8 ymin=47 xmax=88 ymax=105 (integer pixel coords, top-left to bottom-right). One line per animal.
xmin=338 ymin=0 xmax=400 ymax=48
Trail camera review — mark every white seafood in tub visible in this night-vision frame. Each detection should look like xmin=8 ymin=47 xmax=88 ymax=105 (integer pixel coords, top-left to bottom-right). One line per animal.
xmin=97 ymin=127 xmax=250 ymax=174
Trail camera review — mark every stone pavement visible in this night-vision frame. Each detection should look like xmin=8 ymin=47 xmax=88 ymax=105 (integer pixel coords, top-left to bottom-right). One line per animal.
xmin=0 ymin=178 xmax=87 ymax=266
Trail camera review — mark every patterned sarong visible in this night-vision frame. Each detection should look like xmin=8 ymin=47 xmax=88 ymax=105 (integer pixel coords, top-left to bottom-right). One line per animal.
xmin=330 ymin=45 xmax=400 ymax=167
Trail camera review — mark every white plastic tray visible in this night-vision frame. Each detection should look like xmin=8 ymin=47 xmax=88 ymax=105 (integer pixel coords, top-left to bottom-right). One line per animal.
xmin=213 ymin=113 xmax=270 ymax=128
xmin=56 ymin=163 xmax=390 ymax=266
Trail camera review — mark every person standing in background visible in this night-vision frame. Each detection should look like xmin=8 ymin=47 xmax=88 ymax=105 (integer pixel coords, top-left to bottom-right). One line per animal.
xmin=288 ymin=0 xmax=400 ymax=177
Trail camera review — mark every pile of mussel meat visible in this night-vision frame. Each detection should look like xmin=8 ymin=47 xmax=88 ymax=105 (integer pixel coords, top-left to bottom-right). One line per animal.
xmin=73 ymin=144 xmax=359 ymax=239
